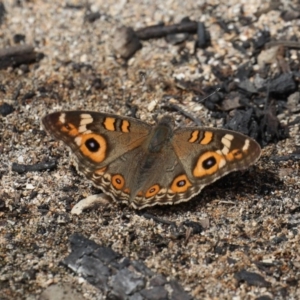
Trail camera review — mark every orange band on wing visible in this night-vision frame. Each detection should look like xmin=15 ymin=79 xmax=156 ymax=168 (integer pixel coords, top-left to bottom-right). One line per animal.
xmin=103 ymin=117 xmax=116 ymax=131
xmin=121 ymin=120 xmax=130 ymax=132
xmin=61 ymin=122 xmax=79 ymax=137
xmin=200 ymin=131 xmax=213 ymax=145
xmin=226 ymin=149 xmax=243 ymax=161
xmin=189 ymin=130 xmax=199 ymax=143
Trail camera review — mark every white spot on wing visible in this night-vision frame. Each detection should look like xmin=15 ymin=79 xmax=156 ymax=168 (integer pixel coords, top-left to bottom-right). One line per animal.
xmin=221 ymin=135 xmax=233 ymax=149
xmin=219 ymin=159 xmax=226 ymax=168
xmin=59 ymin=113 xmax=66 ymax=124
xmin=78 ymin=125 xmax=92 ymax=134
xmin=221 ymin=146 xmax=229 ymax=155
xmin=224 ymin=134 xmax=234 ymax=141
xmin=78 ymin=125 xmax=87 ymax=133
xmin=242 ymin=139 xmax=250 ymax=151
xmin=82 ymin=130 xmax=92 ymax=134
xmin=80 ymin=114 xmax=93 ymax=125
xmin=75 ymin=136 xmax=82 ymax=146
xmin=103 ymin=173 xmax=111 ymax=180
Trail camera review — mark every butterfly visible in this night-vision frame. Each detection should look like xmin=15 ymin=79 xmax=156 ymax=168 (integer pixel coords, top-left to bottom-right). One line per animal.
xmin=42 ymin=111 xmax=261 ymax=209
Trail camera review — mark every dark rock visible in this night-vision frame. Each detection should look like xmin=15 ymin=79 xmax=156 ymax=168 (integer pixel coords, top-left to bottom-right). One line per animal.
xmin=169 ymin=280 xmax=193 ymax=300
xmin=150 ymin=275 xmax=167 ymax=287
xmin=0 ymin=102 xmax=14 ymax=116
xmin=224 ymin=108 xmax=258 ymax=137
xmin=131 ymin=260 xmax=154 ymax=277
xmin=93 ymin=246 xmax=119 ymax=264
xmin=113 ymin=26 xmax=142 ymax=59
xmin=21 ymin=91 xmax=36 ymax=104
xmin=62 ymin=234 xmax=193 ymax=299
xmin=110 ymin=269 xmax=145 ymax=297
xmin=271 ymin=234 xmax=288 ymax=244
xmin=260 ymin=100 xmax=289 ymax=144
xmin=84 ymin=11 xmax=101 ymax=23
xmin=281 ymin=10 xmax=300 ymax=21
xmin=227 ymin=257 xmax=237 ymax=265
xmin=252 ymin=30 xmax=271 ymax=50
xmin=182 ymin=220 xmax=203 ymax=234
xmin=269 ymin=73 xmax=297 ymax=96
xmin=235 ymin=269 xmax=271 ymax=287
xmin=140 ymin=286 xmax=168 ymax=300
xmin=128 ymin=294 xmax=144 ymax=300
xmin=236 ymin=63 xmax=253 ymax=80
xmin=13 ymin=33 xmax=26 ymax=44
xmin=238 ymin=79 xmax=258 ymax=96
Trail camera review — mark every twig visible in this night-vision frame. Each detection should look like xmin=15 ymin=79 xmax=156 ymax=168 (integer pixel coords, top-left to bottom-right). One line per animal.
xmin=0 ymin=44 xmax=42 ymax=69
xmin=136 ymin=21 xmax=198 ymax=40
xmin=12 ymin=160 xmax=57 ymax=174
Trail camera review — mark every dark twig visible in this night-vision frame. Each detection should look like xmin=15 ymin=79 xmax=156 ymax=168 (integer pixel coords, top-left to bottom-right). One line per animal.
xmin=0 ymin=45 xmax=41 ymax=69
xmin=265 ymin=40 xmax=300 ymax=49
xmin=141 ymin=212 xmax=177 ymax=228
xmin=136 ymin=21 xmax=198 ymax=40
xmin=165 ymin=103 xmax=202 ymax=126
xmin=12 ymin=160 xmax=57 ymax=174
xmin=194 ymin=87 xmax=221 ymax=103
xmin=12 ymin=83 xmax=23 ymax=101
xmin=270 ymin=154 xmax=300 ymax=161
xmin=163 ymin=88 xmax=221 ymax=126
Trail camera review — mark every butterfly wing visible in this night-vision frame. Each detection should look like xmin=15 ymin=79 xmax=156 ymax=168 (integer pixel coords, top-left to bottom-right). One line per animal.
xmin=86 ymin=143 xmax=188 ymax=209
xmin=114 ymin=141 xmax=191 ymax=209
xmin=42 ymin=111 xmax=152 ymax=200
xmin=168 ymin=127 xmax=261 ymax=203
xmin=125 ymin=126 xmax=261 ymax=208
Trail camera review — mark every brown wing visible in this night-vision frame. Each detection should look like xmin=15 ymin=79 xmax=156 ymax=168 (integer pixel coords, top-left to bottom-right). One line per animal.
xmin=83 ymin=143 xmax=189 ymax=209
xmin=169 ymin=127 xmax=261 ymax=202
xmin=42 ymin=110 xmax=152 ymax=176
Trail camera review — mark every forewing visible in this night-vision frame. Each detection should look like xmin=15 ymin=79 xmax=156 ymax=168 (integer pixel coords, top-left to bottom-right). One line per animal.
xmin=42 ymin=110 xmax=151 ymax=176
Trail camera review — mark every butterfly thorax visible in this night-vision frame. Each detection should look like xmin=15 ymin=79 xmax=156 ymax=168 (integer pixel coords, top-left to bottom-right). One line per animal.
xmin=126 ymin=116 xmax=176 ymax=202
xmin=148 ymin=116 xmax=174 ymax=153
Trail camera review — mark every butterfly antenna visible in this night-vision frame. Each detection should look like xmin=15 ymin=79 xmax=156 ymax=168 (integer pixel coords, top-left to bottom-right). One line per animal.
xmin=195 ymin=87 xmax=221 ymax=103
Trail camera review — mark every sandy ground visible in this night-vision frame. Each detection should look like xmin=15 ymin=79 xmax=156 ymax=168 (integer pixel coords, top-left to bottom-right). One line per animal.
xmin=0 ymin=0 xmax=299 ymax=299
